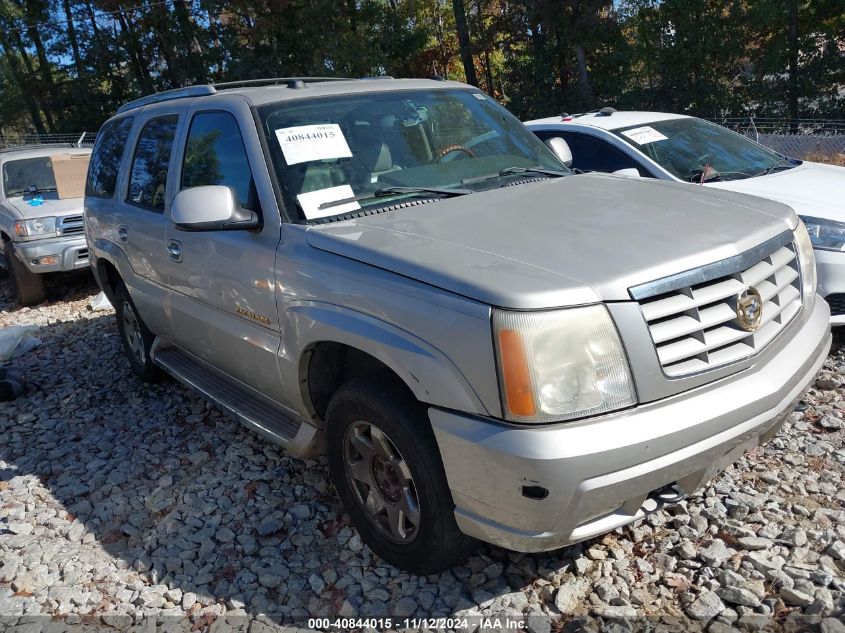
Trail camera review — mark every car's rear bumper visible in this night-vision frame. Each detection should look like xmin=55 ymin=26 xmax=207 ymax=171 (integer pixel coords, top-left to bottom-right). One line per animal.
xmin=815 ymin=248 xmax=845 ymax=325
xmin=13 ymin=236 xmax=89 ymax=273
xmin=430 ymin=298 xmax=830 ymax=552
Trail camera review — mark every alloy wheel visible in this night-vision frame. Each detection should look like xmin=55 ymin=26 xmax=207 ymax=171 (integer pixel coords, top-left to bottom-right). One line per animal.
xmin=342 ymin=421 xmax=421 ymax=544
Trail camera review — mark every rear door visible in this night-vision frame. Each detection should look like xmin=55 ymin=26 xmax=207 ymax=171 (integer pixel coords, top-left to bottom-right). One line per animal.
xmin=163 ymin=100 xmax=285 ymax=400
xmin=113 ymin=111 xmax=181 ymax=335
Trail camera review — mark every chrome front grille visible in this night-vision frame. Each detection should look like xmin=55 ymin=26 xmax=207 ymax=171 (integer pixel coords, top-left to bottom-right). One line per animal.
xmin=634 ymin=238 xmax=802 ymax=377
xmin=57 ymin=214 xmax=84 ymax=236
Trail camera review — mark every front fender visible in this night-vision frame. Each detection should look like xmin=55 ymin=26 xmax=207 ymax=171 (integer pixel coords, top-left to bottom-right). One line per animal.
xmin=285 ymin=301 xmax=491 ymax=418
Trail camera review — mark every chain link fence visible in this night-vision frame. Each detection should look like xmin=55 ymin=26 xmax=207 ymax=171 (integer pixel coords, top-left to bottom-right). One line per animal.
xmin=0 ymin=132 xmax=95 ymax=150
xmin=713 ymin=118 xmax=845 ymax=164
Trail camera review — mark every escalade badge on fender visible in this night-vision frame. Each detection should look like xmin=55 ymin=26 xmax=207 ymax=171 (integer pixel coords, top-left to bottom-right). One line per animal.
xmin=736 ymin=287 xmax=763 ymax=332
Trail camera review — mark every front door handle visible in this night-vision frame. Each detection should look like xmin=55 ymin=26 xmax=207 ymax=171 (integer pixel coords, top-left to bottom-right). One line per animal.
xmin=167 ymin=240 xmax=183 ymax=262
xmin=117 ymin=225 xmax=128 ymax=243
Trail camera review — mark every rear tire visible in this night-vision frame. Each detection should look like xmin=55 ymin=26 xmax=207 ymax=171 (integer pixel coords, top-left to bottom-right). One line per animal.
xmin=4 ymin=241 xmax=46 ymax=306
xmin=114 ymin=282 xmax=163 ymax=382
xmin=326 ymin=374 xmax=477 ymax=574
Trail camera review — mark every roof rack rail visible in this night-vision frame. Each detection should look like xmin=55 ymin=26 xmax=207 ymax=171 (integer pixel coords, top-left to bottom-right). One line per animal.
xmin=116 ymin=85 xmax=217 ymax=114
xmin=116 ymin=76 xmax=383 ymax=114
xmin=213 ymin=77 xmax=353 ymax=90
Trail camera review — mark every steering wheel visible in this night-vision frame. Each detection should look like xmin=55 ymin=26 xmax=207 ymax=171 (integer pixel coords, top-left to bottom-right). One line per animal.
xmin=434 ymin=144 xmax=476 ymax=162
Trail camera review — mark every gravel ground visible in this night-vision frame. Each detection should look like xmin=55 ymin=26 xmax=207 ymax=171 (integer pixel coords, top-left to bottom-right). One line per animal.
xmin=1 ymin=274 xmax=844 ymax=631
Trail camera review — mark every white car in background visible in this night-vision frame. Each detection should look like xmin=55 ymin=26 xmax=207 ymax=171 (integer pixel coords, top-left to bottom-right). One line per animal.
xmin=526 ymin=111 xmax=845 ymax=323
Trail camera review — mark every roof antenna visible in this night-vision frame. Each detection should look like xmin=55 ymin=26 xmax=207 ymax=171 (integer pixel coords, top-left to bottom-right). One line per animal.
xmin=287 ymin=79 xmax=306 ymax=89
xmin=597 ymin=107 xmax=617 ymax=116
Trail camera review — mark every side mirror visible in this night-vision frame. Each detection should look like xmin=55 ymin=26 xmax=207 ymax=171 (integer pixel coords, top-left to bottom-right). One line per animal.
xmin=613 ymin=168 xmax=642 ymax=178
xmin=171 ymin=185 xmax=259 ymax=231
xmin=545 ymin=137 xmax=573 ymax=167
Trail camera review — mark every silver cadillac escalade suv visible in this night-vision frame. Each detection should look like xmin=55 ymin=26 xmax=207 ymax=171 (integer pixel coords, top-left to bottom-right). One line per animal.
xmin=1 ymin=145 xmax=92 ymax=305
xmin=85 ymin=77 xmax=830 ymax=574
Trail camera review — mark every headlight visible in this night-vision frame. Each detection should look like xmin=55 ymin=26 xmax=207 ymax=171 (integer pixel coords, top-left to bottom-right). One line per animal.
xmin=801 ymin=215 xmax=845 ymax=252
xmin=493 ymin=305 xmax=636 ymax=423
xmin=14 ymin=216 xmax=57 ymax=237
xmin=794 ymin=220 xmax=817 ymax=310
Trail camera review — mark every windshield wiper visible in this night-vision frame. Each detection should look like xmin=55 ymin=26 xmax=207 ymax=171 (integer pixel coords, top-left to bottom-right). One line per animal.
xmin=318 ymin=185 xmax=472 ymax=211
xmin=26 ymin=185 xmax=56 ymax=193
xmin=462 ymin=165 xmax=568 ymax=185
xmin=756 ymin=157 xmax=794 ymax=177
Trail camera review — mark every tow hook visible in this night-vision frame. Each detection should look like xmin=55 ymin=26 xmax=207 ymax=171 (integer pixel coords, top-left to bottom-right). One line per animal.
xmin=652 ymin=483 xmax=687 ymax=505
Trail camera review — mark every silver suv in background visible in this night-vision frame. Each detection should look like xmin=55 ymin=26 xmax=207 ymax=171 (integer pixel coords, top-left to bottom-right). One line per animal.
xmin=0 ymin=145 xmax=92 ymax=305
xmin=85 ymin=77 xmax=830 ymax=574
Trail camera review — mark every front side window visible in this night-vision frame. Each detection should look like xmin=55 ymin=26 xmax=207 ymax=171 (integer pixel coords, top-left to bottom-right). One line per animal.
xmin=258 ymin=89 xmax=565 ymax=221
xmin=181 ymin=111 xmax=256 ymax=210
xmin=2 ymin=157 xmax=57 ymax=198
xmin=87 ymin=116 xmax=134 ymax=198
xmin=613 ymin=117 xmax=798 ymax=182
xmin=535 ymin=131 xmax=651 ymax=176
xmin=127 ymin=115 xmax=178 ymax=212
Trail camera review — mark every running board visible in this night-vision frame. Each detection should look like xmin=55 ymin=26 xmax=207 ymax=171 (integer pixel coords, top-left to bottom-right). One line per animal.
xmin=153 ymin=344 xmax=321 ymax=457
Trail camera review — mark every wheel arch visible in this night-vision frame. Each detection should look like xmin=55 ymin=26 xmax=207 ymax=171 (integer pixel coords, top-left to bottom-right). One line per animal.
xmin=290 ymin=302 xmax=490 ymax=424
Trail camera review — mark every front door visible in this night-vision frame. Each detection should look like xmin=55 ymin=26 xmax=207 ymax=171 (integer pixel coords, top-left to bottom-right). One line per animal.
xmin=163 ymin=107 xmax=284 ymax=401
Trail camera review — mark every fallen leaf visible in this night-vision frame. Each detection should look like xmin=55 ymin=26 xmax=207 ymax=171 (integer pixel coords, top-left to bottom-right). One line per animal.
xmin=665 ymin=573 xmax=692 ymax=593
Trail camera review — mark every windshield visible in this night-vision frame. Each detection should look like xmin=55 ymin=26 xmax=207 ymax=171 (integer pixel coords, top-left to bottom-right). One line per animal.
xmin=613 ymin=118 xmax=799 ymax=182
xmin=258 ymin=88 xmax=565 ymax=220
xmin=2 ymin=156 xmax=58 ymax=198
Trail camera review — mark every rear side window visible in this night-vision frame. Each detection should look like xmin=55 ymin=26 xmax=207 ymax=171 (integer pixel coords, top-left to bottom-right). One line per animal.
xmin=86 ymin=116 xmax=134 ymax=198
xmin=181 ymin=111 xmax=257 ymax=210
xmin=127 ymin=115 xmax=178 ymax=212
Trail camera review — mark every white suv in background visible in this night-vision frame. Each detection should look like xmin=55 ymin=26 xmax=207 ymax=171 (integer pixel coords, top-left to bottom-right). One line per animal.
xmin=526 ymin=112 xmax=845 ymax=324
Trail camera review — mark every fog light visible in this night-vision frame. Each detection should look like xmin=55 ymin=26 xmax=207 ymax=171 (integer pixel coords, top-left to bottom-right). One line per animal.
xmin=32 ymin=255 xmax=59 ymax=266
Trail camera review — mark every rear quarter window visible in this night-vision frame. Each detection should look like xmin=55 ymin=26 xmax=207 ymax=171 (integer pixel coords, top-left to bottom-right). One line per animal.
xmin=86 ymin=117 xmax=134 ymax=198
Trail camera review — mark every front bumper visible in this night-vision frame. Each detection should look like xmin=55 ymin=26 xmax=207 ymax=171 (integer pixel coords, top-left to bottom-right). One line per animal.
xmin=12 ymin=236 xmax=89 ymax=273
xmin=430 ymin=298 xmax=831 ymax=552
xmin=815 ymin=248 xmax=845 ymax=325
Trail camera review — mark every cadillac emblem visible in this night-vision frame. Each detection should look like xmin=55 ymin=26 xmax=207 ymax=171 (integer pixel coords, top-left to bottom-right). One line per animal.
xmin=736 ymin=287 xmax=763 ymax=332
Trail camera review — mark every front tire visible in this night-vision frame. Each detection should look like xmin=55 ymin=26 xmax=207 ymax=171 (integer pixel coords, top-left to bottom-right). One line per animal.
xmin=3 ymin=241 xmax=46 ymax=306
xmin=326 ymin=375 xmax=477 ymax=574
xmin=114 ymin=282 xmax=162 ymax=382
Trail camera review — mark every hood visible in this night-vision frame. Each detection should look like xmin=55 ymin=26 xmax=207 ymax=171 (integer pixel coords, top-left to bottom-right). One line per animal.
xmin=707 ymin=161 xmax=845 ymax=221
xmin=4 ymin=192 xmax=84 ymax=219
xmin=307 ymin=174 xmax=796 ymax=309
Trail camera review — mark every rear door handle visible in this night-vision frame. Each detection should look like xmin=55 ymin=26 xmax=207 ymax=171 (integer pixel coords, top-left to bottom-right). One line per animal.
xmin=117 ymin=226 xmax=128 ymax=243
xmin=167 ymin=240 xmax=183 ymax=262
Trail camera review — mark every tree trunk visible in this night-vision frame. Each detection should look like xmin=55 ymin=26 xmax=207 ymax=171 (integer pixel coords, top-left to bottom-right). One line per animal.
xmin=451 ymin=0 xmax=478 ymax=86
xmin=116 ymin=10 xmax=153 ymax=93
xmin=787 ymin=0 xmax=799 ymax=130
xmin=11 ymin=30 xmax=55 ymax=131
xmin=484 ymin=49 xmax=494 ymax=94
xmin=26 ymin=25 xmax=57 ymax=95
xmin=173 ymin=0 xmax=206 ymax=84
xmin=0 ymin=36 xmax=47 ymax=134
xmin=63 ymin=0 xmax=85 ymax=79
xmin=574 ymin=45 xmax=592 ymax=106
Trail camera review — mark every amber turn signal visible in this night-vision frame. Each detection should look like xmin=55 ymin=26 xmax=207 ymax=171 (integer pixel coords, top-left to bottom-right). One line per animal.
xmin=498 ymin=329 xmax=536 ymax=417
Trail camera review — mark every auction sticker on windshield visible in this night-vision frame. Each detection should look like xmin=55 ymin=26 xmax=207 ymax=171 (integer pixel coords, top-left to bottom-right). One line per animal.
xmin=275 ymin=124 xmax=352 ymax=165
xmin=621 ymin=126 xmax=668 ymax=145
xmin=297 ymin=184 xmax=360 ymax=220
